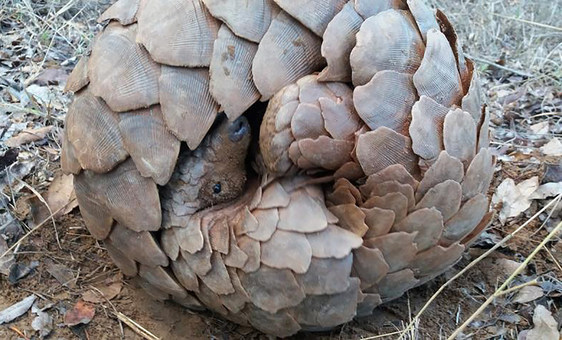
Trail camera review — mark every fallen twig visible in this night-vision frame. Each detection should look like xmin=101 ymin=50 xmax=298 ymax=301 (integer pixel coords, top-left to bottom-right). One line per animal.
xmin=114 ymin=312 xmax=160 ymax=340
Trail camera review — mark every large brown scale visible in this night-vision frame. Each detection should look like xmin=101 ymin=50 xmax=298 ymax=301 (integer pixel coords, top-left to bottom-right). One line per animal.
xmin=62 ymin=0 xmax=494 ymax=337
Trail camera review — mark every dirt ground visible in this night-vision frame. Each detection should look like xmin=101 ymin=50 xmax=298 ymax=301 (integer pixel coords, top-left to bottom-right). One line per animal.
xmin=1 ymin=1 xmax=561 ymax=339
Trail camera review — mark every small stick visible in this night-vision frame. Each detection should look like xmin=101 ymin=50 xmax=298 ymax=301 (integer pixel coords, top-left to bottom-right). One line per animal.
xmin=114 ymin=312 xmax=160 ymax=340
xmin=496 ymin=279 xmax=539 ymax=296
xmin=543 ymin=247 xmax=562 ymax=273
xmin=361 ymin=330 xmax=403 ymax=339
xmin=9 ymin=326 xmax=29 ymax=340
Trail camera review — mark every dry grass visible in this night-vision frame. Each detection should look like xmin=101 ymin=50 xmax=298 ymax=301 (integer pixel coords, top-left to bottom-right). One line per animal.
xmin=436 ymin=0 xmax=561 ymax=81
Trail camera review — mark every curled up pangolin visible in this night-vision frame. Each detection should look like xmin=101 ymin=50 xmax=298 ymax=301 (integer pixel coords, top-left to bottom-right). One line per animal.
xmin=62 ymin=0 xmax=494 ymax=337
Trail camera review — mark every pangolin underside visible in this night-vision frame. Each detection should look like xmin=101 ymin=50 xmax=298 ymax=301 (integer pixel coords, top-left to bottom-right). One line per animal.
xmin=62 ymin=0 xmax=494 ymax=337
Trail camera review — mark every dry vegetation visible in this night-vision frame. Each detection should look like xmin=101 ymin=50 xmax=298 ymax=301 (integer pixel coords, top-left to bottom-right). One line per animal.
xmin=1 ymin=0 xmax=561 ymax=339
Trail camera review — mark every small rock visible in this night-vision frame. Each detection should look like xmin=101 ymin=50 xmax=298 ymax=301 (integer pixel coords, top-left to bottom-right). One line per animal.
xmin=525 ymin=305 xmax=558 ymax=340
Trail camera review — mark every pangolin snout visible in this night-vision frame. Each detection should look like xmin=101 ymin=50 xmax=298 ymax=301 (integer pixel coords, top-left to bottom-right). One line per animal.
xmin=228 ymin=116 xmax=250 ymax=143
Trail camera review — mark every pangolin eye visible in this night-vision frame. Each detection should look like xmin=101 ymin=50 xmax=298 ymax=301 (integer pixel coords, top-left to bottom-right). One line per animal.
xmin=212 ymin=183 xmax=222 ymax=194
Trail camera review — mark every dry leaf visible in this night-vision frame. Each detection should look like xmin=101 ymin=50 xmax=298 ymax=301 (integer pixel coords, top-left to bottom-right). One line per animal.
xmin=513 ymin=286 xmax=544 ymax=304
xmin=30 ymin=173 xmax=78 ymax=223
xmin=0 ymin=295 xmax=36 ymax=324
xmin=33 ymin=68 xmax=68 ymax=86
xmin=540 ymin=138 xmax=562 ymax=157
xmin=524 ymin=305 xmax=558 ymax=340
xmin=31 ymin=302 xmax=53 ymax=337
xmin=64 ymin=300 xmax=95 ymax=326
xmin=530 ymin=182 xmax=562 ymax=200
xmin=46 ymin=260 xmax=76 ymax=288
xmin=492 ymin=177 xmax=539 ymax=224
xmin=5 ymin=126 xmax=54 ymax=147
xmin=82 ymin=273 xmax=123 ymax=303
xmin=529 ymin=121 xmax=549 ymax=135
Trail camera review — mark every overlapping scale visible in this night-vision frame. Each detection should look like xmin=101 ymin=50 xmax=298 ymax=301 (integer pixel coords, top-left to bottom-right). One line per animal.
xmin=64 ymin=55 xmax=89 ymax=93
xmin=138 ymin=264 xmax=187 ymax=298
xmin=170 ymin=252 xmax=199 ymax=292
xmin=97 ymin=0 xmax=140 ymax=25
xmin=393 ymin=208 xmax=443 ymax=251
xmin=88 ymin=23 xmax=160 ymax=112
xmin=363 ymin=192 xmax=409 ymax=222
xmin=119 ymin=106 xmax=180 ymax=185
xmin=290 ymin=278 xmax=359 ymax=328
xmin=274 ymin=0 xmax=347 ymax=36
xmin=261 ymin=230 xmax=312 ymax=273
xmin=406 ymin=0 xmax=438 ymax=41
xmin=74 ymin=159 xmax=161 ymax=233
xmin=356 ymin=127 xmax=418 ymax=176
xmin=66 ymin=92 xmax=128 ymax=173
xmin=364 ymin=232 xmax=418 ymax=272
xmin=411 ymin=243 xmax=464 ymax=277
xmin=362 ymin=207 xmax=395 ymax=238
xmin=478 ymin=109 xmax=491 ymax=150
xmin=245 ymin=305 xmax=301 ymax=338
xmin=354 ymin=70 xmax=416 ymax=133
xmin=202 ymin=0 xmax=278 ymax=43
xmin=137 ymin=0 xmax=219 ymax=67
xmin=329 ymin=204 xmax=369 ymax=236
xmin=208 ymin=218 xmax=230 ymax=254
xmin=415 ymin=179 xmax=462 ymax=221
xmin=295 ymin=255 xmax=353 ymax=295
xmin=354 ymin=0 xmax=407 ymax=18
xmin=462 ymin=71 xmax=484 ymax=122
xmin=62 ymin=0 xmax=496 ymax=336
xmin=209 ymin=25 xmax=260 ymax=120
xmin=159 ymin=66 xmax=219 ymax=150
xmin=415 ymin=151 xmax=464 ymax=201
xmin=105 ymin=242 xmax=138 ymax=276
xmin=252 ymin=11 xmax=324 ymax=100
xmin=107 ymin=223 xmax=168 ymax=267
xmin=319 ymin=2 xmax=363 ymax=82
xmin=221 ymin=268 xmax=250 ymax=313
xmin=435 ymin=9 xmax=472 ymax=93
xmin=409 ymin=95 xmax=450 ymax=161
xmin=442 ymin=193 xmax=488 ymax=245
xmin=60 ymin=125 xmax=82 ymax=175
xmin=239 ymin=266 xmax=305 ymax=314
xmin=73 ymin=189 xmax=112 ymax=239
xmin=350 ymin=9 xmax=424 ymax=86
xmin=377 ymin=269 xmax=418 ymax=301
xmin=361 ymin=164 xmax=419 ymax=194
xmin=443 ymin=108 xmax=477 ymax=165
xmin=353 ymin=246 xmax=389 ymax=288
xmin=307 ymin=225 xmax=363 ymax=259
xmin=199 ymin=253 xmax=235 ymax=295
xmin=462 ymin=148 xmax=495 ymax=201
xmin=413 ymin=29 xmax=463 ymax=107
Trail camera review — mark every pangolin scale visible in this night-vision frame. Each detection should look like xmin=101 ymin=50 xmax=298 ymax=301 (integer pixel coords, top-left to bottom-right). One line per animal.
xmin=62 ymin=0 xmax=494 ymax=337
